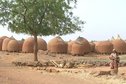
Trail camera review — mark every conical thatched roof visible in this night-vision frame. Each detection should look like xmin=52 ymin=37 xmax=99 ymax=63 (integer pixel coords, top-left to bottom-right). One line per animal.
xmin=111 ymin=36 xmax=115 ymax=40
xmin=10 ymin=36 xmax=15 ymax=40
xmin=115 ymin=34 xmax=121 ymax=40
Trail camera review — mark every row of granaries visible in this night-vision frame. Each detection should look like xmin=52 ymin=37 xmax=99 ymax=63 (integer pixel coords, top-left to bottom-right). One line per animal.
xmin=0 ymin=36 xmax=126 ymax=55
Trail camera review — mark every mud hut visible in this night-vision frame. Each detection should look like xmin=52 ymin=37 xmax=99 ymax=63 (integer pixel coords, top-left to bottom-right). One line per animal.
xmin=0 ymin=36 xmax=8 ymax=51
xmin=112 ymin=39 xmax=126 ymax=54
xmin=71 ymin=37 xmax=91 ymax=56
xmin=2 ymin=38 xmax=11 ymax=51
xmin=67 ymin=40 xmax=75 ymax=54
xmin=90 ymin=42 xmax=95 ymax=52
xmin=37 ymin=38 xmax=47 ymax=51
xmin=47 ymin=36 xmax=67 ymax=53
xmin=95 ymin=41 xmax=113 ymax=54
xmin=22 ymin=37 xmax=34 ymax=53
xmin=7 ymin=40 xmax=19 ymax=52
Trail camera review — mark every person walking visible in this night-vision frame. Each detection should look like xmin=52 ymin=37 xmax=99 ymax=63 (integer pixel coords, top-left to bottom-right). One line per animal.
xmin=109 ymin=49 xmax=120 ymax=75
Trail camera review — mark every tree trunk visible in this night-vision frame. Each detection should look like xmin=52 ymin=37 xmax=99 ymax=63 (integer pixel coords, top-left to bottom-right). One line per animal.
xmin=33 ymin=34 xmax=38 ymax=61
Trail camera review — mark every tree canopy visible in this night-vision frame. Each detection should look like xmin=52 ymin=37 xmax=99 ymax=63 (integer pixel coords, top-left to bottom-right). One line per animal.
xmin=0 ymin=0 xmax=84 ymax=36
xmin=0 ymin=0 xmax=84 ymax=61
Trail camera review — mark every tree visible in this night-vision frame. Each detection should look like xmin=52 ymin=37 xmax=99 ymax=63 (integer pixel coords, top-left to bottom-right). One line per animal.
xmin=0 ymin=0 xmax=84 ymax=61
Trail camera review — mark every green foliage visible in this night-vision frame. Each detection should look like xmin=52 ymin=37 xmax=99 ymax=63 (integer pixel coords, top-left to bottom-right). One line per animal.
xmin=0 ymin=0 xmax=84 ymax=36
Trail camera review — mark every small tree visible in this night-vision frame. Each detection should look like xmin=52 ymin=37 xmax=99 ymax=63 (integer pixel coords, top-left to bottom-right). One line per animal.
xmin=0 ymin=0 xmax=84 ymax=61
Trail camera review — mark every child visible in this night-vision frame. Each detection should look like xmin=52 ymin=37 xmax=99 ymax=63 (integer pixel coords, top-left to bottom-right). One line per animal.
xmin=109 ymin=49 xmax=120 ymax=69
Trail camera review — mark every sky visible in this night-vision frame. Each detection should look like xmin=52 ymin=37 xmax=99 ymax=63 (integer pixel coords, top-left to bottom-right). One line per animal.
xmin=0 ymin=0 xmax=126 ymax=42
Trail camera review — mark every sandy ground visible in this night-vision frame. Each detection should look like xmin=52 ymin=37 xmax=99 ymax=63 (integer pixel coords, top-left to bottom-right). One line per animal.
xmin=0 ymin=51 xmax=126 ymax=84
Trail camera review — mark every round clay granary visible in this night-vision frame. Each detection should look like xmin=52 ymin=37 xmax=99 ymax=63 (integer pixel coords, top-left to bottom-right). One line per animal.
xmin=7 ymin=40 xmax=19 ymax=52
xmin=0 ymin=36 xmax=8 ymax=51
xmin=22 ymin=37 xmax=34 ymax=53
xmin=71 ymin=37 xmax=91 ymax=56
xmin=37 ymin=38 xmax=47 ymax=51
xmin=47 ymin=36 xmax=67 ymax=54
xmin=95 ymin=41 xmax=113 ymax=54
xmin=112 ymin=39 xmax=126 ymax=54
xmin=2 ymin=38 xmax=11 ymax=51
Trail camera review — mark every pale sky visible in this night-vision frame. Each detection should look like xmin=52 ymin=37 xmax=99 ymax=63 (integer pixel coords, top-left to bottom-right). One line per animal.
xmin=0 ymin=0 xmax=126 ymax=42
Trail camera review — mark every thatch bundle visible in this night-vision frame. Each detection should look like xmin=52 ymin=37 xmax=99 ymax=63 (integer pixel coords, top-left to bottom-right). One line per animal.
xmin=22 ymin=37 xmax=34 ymax=53
xmin=2 ymin=38 xmax=11 ymax=51
xmin=112 ymin=39 xmax=126 ymax=54
xmin=47 ymin=36 xmax=67 ymax=53
xmin=95 ymin=41 xmax=113 ymax=54
xmin=10 ymin=36 xmax=15 ymax=40
xmin=67 ymin=40 xmax=74 ymax=54
xmin=7 ymin=40 xmax=19 ymax=52
xmin=71 ymin=37 xmax=91 ymax=56
xmin=90 ymin=42 xmax=95 ymax=52
xmin=0 ymin=36 xmax=8 ymax=51
xmin=37 ymin=38 xmax=47 ymax=51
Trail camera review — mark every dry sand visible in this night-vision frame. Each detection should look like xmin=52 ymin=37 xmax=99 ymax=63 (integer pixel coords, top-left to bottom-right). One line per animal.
xmin=0 ymin=51 xmax=126 ymax=84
